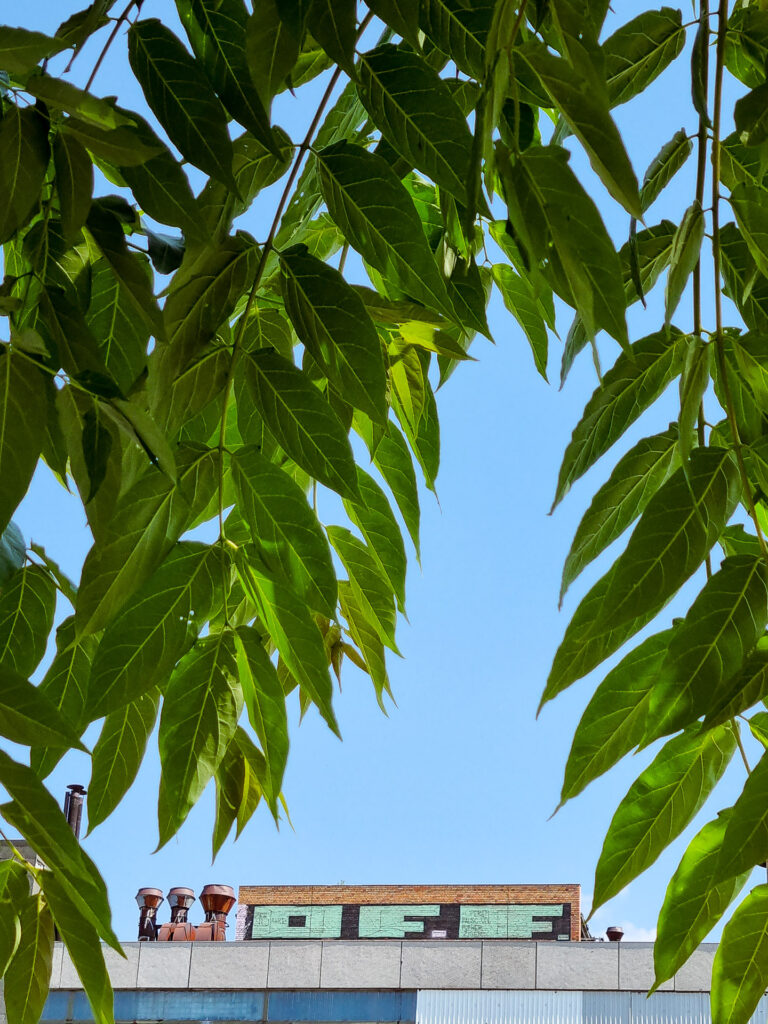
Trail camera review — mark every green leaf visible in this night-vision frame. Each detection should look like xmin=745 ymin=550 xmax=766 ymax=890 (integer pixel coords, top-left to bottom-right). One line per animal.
xmin=0 ymin=665 xmax=86 ymax=751
xmin=327 ymin=525 xmax=399 ymax=655
xmin=519 ymin=41 xmax=642 ymax=218
xmin=501 ymin=145 xmax=628 ymax=348
xmin=678 ymin=334 xmax=711 ymax=462
xmin=546 ymin=447 xmax=741 ymax=702
xmin=317 ymin=141 xmax=456 ymax=322
xmin=232 ymin=446 xmax=337 ymax=617
xmin=233 ymin=625 xmax=289 ymax=811
xmin=307 ymin=0 xmax=356 ymax=76
xmin=85 ymin=259 xmax=149 ymax=396
xmin=704 ymin=643 xmax=768 ymax=728
xmin=86 ymin=542 xmax=222 ymax=717
xmin=731 ymin=184 xmax=768 ymax=283
xmin=592 ymin=724 xmax=735 ymax=913
xmin=80 ymin=406 xmax=111 ymax=504
xmin=76 ymin=445 xmax=220 ymax=635
xmin=59 ymin=117 xmax=162 ymax=166
xmin=560 ymin=428 xmax=679 ymax=602
xmin=560 ymin=630 xmax=672 ymax=806
xmin=128 ymin=18 xmax=236 ymax=190
xmin=279 ymin=244 xmax=387 ymax=424
xmin=31 ymin=618 xmax=97 ymax=779
xmin=198 ymin=128 xmax=292 ymax=243
xmin=4 ymin=893 xmax=54 ymax=1024
xmin=212 ymin=733 xmax=246 ymax=854
xmin=725 ymin=5 xmax=768 ymax=88
xmin=735 ymin=82 xmax=768 ymax=147
xmin=358 ymin=44 xmax=475 ymax=210
xmin=157 ymin=629 xmax=242 ymax=847
xmin=241 ymin=346 xmax=359 ymax=500
xmin=161 ymin=231 xmax=259 ymax=373
xmin=26 ymin=75 xmax=131 ymax=129
xmin=344 ymin=465 xmax=407 ymax=612
xmin=640 ymin=129 xmax=693 ymax=213
xmin=115 ymin=110 xmax=204 ymax=241
xmin=691 ymin=11 xmax=711 ymax=127
xmin=721 ymin=132 xmax=768 ymax=192
xmin=87 ymin=690 xmax=160 ymax=831
xmin=176 ymin=0 xmax=276 ymax=151
xmin=721 ymin=222 xmax=768 ymax=336
xmin=366 ymin=0 xmax=420 ymax=49
xmin=0 ymin=566 xmax=56 ymax=678
xmin=53 ymin=133 xmax=94 ymax=246
xmin=235 ymin=552 xmax=339 ymax=735
xmin=712 ymin=885 xmax=768 ymax=1024
xmin=86 ymin=204 xmax=164 ymax=341
xmin=338 ymin=581 xmax=391 ymax=710
xmin=0 ymin=865 xmax=23 ymax=974
xmin=653 ymin=812 xmax=750 ymax=992
xmin=603 ymin=8 xmax=685 ymax=107
xmin=234 ymin=727 xmax=266 ymax=836
xmin=418 ymin=0 xmax=492 ymax=78
xmin=370 ymin=422 xmax=421 ymax=559
xmin=39 ymin=871 xmax=114 ymax=1024
xmin=493 ymin=264 xmax=548 ymax=380
xmin=0 ymin=107 xmax=49 ymax=245
xmin=246 ymin=0 xmax=300 ymax=113
xmin=665 ymin=201 xmax=705 ymax=325
xmin=161 ymin=345 xmax=230 ymax=440
xmin=0 ymin=26 xmax=67 ymax=72
xmin=0 ymin=751 xmax=119 ymax=949
xmin=553 ymin=329 xmax=685 ymax=509
xmin=0 ymin=521 xmax=25 ymax=587
xmin=714 ymin=750 xmax=768 ymax=884
xmin=645 ymin=555 xmax=768 ymax=741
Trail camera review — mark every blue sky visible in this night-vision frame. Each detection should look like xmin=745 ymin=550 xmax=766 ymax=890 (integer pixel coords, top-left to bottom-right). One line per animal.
xmin=9 ymin=0 xmax=761 ymax=945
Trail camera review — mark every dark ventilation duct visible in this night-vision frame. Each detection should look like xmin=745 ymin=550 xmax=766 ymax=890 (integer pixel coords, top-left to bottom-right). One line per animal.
xmin=63 ymin=784 xmax=86 ymax=839
xmin=606 ymin=926 xmax=624 ymax=942
xmin=194 ymin=884 xmax=236 ymax=941
xmin=158 ymin=887 xmax=196 ymax=941
xmin=136 ymin=888 xmax=164 ymax=941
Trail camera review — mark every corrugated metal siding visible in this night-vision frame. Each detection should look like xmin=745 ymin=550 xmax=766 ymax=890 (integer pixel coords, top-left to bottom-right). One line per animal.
xmin=42 ymin=989 xmax=267 ymax=1022
xmin=416 ymin=992 xmax=768 ymax=1024
xmin=416 ymin=990 xmax=582 ymax=1024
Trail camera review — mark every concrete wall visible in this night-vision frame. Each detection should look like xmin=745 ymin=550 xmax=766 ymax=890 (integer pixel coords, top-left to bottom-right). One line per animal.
xmin=48 ymin=941 xmax=716 ymax=993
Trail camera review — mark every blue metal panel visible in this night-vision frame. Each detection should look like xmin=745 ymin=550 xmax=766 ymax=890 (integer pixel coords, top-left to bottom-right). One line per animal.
xmin=42 ymin=989 xmax=266 ymax=1022
xmin=416 ymin=991 xmax=582 ymax=1024
xmin=584 ymin=991 xmax=630 ymax=1024
xmin=267 ymin=990 xmax=417 ymax=1022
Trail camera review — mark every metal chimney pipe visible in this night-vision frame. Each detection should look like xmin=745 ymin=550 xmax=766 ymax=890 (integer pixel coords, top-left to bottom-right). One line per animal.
xmin=63 ymin=784 xmax=86 ymax=839
xmin=135 ymin=888 xmax=164 ymax=941
xmin=194 ymin=884 xmax=236 ymax=941
xmin=167 ymin=887 xmax=196 ymax=923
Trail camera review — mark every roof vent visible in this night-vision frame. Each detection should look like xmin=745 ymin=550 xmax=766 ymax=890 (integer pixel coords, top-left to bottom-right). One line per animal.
xmin=158 ymin=887 xmax=196 ymax=941
xmin=606 ymin=926 xmax=624 ymax=942
xmin=194 ymin=884 xmax=235 ymax=941
xmin=63 ymin=784 xmax=86 ymax=839
xmin=136 ymin=888 xmax=164 ymax=941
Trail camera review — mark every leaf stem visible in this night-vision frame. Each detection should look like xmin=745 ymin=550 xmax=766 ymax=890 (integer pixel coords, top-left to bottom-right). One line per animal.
xmin=709 ymin=0 xmax=768 ymax=559
xmin=215 ymin=14 xmax=374 ymax=621
xmin=692 ymin=0 xmax=711 ymax=578
xmin=84 ymin=0 xmax=139 ymax=93
xmin=735 ymin=720 xmax=752 ymax=774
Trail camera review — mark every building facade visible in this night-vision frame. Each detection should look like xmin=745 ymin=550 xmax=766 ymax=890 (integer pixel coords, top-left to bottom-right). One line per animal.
xmin=0 ymin=883 xmax=748 ymax=1024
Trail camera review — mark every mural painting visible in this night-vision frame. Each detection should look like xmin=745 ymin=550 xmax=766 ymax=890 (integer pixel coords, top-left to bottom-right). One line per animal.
xmin=244 ymin=903 xmax=572 ymax=940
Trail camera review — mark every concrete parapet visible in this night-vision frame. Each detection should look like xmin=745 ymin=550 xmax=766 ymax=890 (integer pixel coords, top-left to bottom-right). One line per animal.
xmin=46 ymin=940 xmax=718 ymax=993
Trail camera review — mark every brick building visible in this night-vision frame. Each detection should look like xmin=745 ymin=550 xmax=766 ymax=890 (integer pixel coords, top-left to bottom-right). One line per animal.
xmin=8 ymin=882 xmax=758 ymax=1024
